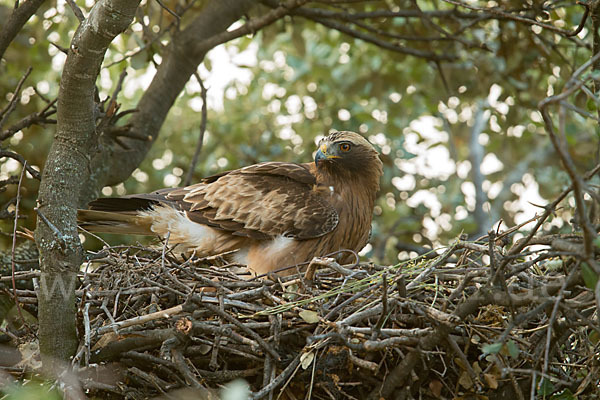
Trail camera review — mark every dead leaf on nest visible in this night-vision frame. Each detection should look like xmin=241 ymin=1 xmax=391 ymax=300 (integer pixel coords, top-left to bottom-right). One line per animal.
xmin=299 ymin=309 xmax=320 ymax=324
xmin=458 ymin=370 xmax=473 ymax=390
xmin=483 ymin=373 xmax=498 ymax=389
xmin=301 ymin=351 xmax=315 ymax=369
xmin=429 ymin=379 xmax=443 ymax=398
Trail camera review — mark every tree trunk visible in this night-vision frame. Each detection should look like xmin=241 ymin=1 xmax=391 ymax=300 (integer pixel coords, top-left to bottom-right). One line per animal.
xmin=34 ymin=0 xmax=140 ymax=371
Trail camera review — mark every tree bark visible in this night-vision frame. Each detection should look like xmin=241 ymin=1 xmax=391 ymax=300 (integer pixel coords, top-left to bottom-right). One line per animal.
xmin=85 ymin=0 xmax=255 ymax=201
xmin=34 ymin=0 xmax=140 ymax=370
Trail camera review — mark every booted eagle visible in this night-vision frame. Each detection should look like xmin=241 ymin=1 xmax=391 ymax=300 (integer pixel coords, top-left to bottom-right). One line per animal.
xmin=78 ymin=131 xmax=383 ymax=275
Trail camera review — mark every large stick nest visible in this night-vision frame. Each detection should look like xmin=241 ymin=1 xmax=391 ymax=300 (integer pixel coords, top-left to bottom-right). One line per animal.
xmin=1 ymin=217 xmax=599 ymax=399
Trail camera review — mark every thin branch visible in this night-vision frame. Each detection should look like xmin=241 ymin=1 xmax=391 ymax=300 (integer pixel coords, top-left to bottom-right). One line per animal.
xmin=194 ymin=0 xmax=309 ymax=55
xmin=0 ymin=66 xmax=32 ymax=131
xmin=96 ymin=304 xmax=184 ymax=335
xmin=65 ymin=0 xmax=85 ymax=22
xmin=251 ymin=354 xmax=301 ymax=400
xmin=559 ymin=99 xmax=600 ymax=122
xmin=442 ymin=0 xmax=589 ymax=36
xmin=538 ymin=54 xmax=600 ymax=270
xmin=184 ymin=73 xmax=207 ymax=186
xmin=0 ymin=98 xmax=58 ymax=142
xmin=10 ymin=161 xmax=31 ymax=334
xmin=542 ymin=267 xmax=579 ymax=380
xmin=284 ymin=5 xmax=479 ymax=20
xmin=154 ymin=0 xmax=181 ymax=25
xmin=286 ymin=6 xmax=457 ymax=61
xmin=0 ymin=150 xmax=41 ymax=180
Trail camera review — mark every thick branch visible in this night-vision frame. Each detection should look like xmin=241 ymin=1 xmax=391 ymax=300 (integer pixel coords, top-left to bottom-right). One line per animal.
xmin=85 ymin=0 xmax=256 ymax=198
xmin=0 ymin=0 xmax=46 ymax=60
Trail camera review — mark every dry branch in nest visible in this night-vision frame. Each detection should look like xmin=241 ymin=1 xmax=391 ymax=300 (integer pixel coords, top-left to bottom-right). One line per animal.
xmin=1 ymin=213 xmax=599 ymax=400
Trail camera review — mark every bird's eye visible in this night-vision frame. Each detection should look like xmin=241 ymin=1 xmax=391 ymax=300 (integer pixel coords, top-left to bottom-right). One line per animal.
xmin=339 ymin=143 xmax=351 ymax=152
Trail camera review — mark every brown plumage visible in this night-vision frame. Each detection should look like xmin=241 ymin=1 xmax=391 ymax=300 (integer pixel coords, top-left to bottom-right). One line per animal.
xmin=78 ymin=131 xmax=383 ymax=276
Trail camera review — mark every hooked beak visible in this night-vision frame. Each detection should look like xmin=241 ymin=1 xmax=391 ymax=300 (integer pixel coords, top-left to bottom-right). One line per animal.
xmin=314 ymin=143 xmax=339 ymax=166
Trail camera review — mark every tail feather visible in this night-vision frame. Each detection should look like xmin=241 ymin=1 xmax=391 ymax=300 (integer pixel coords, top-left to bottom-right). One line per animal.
xmin=88 ymin=194 xmax=172 ymax=212
xmin=77 ymin=209 xmax=154 ymax=235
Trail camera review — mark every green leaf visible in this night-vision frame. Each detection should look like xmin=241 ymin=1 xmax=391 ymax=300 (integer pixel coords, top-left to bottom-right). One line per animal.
xmin=581 ymin=263 xmax=599 ymax=290
xmin=544 ymin=259 xmax=563 ymax=271
xmin=203 ymin=57 xmax=212 ymax=72
xmin=550 ymin=388 xmax=576 ymax=400
xmin=506 ymin=339 xmax=519 ymax=358
xmin=590 ymin=328 xmax=600 ymax=344
xmin=482 ymin=342 xmax=503 ymax=355
xmin=587 ymin=98 xmax=597 ymax=113
xmin=130 ymin=50 xmax=147 ymax=70
xmin=589 ymin=69 xmax=600 ymax=81
xmin=537 ymin=378 xmax=555 ymax=396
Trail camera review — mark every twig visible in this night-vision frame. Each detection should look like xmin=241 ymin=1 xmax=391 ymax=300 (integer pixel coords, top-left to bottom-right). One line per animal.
xmin=10 ymin=161 xmax=30 ymax=333
xmin=172 ymin=349 xmax=203 ymax=388
xmin=0 ymin=150 xmax=41 ymax=180
xmin=0 ymin=67 xmax=32 ymax=131
xmin=442 ymin=0 xmax=588 ymax=36
xmin=104 ymin=70 xmax=128 ymax=120
xmin=371 ymin=273 xmax=387 ymax=339
xmin=542 ymin=267 xmax=579 ymax=381
xmin=539 ymin=53 xmax=600 ymax=270
xmin=184 ymin=73 xmax=207 ymax=186
xmin=252 ymin=354 xmax=301 ymax=400
xmin=95 ymin=304 xmax=184 ymax=335
xmin=189 ymin=297 xmax=281 ymax=361
xmin=154 ymin=0 xmax=180 ymax=25
xmin=294 ymin=10 xmax=457 ymax=61
xmin=194 ymin=0 xmax=310 ymax=54
xmin=0 ymin=98 xmax=57 ymax=142
xmin=65 ymin=0 xmax=85 ymax=22
xmin=406 ymin=243 xmax=457 ymax=289
xmin=34 ymin=206 xmax=67 ymax=245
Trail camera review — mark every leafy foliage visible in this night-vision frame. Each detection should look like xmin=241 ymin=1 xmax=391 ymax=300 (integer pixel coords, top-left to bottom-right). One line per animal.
xmin=1 ymin=0 xmax=598 ymax=267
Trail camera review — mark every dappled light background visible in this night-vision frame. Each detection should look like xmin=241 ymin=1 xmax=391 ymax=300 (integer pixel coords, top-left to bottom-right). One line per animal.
xmin=1 ymin=0 xmax=596 ymax=265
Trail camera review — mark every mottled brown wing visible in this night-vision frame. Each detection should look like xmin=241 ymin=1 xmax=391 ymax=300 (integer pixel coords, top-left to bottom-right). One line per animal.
xmin=167 ymin=162 xmax=339 ymax=240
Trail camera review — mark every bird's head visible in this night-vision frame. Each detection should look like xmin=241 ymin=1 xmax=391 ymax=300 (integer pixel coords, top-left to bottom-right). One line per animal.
xmin=314 ymin=131 xmax=382 ymax=176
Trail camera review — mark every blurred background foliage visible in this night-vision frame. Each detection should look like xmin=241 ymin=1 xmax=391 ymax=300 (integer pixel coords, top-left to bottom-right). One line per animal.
xmin=1 ymin=0 xmax=598 ymax=265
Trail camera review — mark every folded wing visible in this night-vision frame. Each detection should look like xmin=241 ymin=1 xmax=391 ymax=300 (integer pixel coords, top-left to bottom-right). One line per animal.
xmin=82 ymin=162 xmax=339 ymax=241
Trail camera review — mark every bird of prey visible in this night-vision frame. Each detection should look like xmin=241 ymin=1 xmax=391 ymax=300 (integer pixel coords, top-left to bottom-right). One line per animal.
xmin=78 ymin=131 xmax=383 ymax=276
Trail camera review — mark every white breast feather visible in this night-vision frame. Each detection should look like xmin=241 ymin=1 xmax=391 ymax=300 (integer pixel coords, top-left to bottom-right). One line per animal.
xmin=233 ymin=235 xmax=295 ymax=266
xmin=139 ymin=207 xmax=297 ymax=270
xmin=139 ymin=206 xmax=218 ymax=251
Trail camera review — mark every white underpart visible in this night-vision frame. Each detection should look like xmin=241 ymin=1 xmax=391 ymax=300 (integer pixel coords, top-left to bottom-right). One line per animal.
xmin=139 ymin=206 xmax=218 ymax=251
xmin=140 ymin=207 xmax=297 ymax=265
xmin=233 ymin=249 xmax=250 ymax=265
xmin=269 ymin=235 xmax=295 ymax=253
xmin=233 ymin=235 xmax=295 ymax=265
